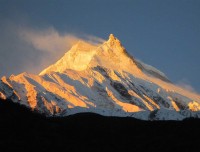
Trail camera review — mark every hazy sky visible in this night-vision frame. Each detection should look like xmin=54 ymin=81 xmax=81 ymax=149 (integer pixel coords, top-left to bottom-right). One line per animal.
xmin=0 ymin=0 xmax=200 ymax=92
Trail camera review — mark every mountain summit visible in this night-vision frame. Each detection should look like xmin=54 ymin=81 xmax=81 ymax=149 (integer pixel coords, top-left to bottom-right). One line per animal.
xmin=0 ymin=34 xmax=200 ymax=120
xmin=40 ymin=34 xmax=137 ymax=75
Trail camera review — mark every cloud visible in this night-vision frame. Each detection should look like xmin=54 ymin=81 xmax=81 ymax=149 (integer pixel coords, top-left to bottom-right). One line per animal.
xmin=20 ymin=28 xmax=80 ymax=53
xmin=18 ymin=27 xmax=105 ymax=75
xmin=20 ymin=27 xmax=105 ymax=53
xmin=80 ymin=34 xmax=105 ymax=45
xmin=0 ymin=23 xmax=104 ymax=77
xmin=177 ymin=78 xmax=196 ymax=93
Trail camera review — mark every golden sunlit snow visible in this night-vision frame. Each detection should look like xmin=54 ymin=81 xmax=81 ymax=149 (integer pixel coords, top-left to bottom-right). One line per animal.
xmin=1 ymin=34 xmax=200 ymax=120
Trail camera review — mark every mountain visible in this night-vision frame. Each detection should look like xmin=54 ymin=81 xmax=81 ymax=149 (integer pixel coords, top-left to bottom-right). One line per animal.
xmin=0 ymin=34 xmax=200 ymax=120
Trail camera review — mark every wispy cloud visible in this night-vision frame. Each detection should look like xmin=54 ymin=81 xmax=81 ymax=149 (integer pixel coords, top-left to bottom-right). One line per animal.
xmin=176 ymin=78 xmax=196 ymax=93
xmin=20 ymin=27 xmax=105 ymax=53
xmin=0 ymin=22 xmax=104 ymax=77
xmin=20 ymin=28 xmax=81 ymax=53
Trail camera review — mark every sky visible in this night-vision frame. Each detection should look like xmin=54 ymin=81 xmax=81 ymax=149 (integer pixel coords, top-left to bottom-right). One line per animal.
xmin=0 ymin=0 xmax=200 ymax=92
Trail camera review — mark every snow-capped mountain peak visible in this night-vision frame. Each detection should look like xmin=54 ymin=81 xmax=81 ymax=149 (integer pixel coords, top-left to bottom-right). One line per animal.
xmin=1 ymin=34 xmax=200 ymax=120
xmin=39 ymin=34 xmax=139 ymax=75
xmin=101 ymin=34 xmax=127 ymax=56
xmin=39 ymin=40 xmax=97 ymax=75
xmin=107 ymin=34 xmax=123 ymax=48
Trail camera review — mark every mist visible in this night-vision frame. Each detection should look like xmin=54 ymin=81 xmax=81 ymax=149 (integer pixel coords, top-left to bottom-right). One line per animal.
xmin=176 ymin=78 xmax=197 ymax=93
xmin=0 ymin=23 xmax=104 ymax=77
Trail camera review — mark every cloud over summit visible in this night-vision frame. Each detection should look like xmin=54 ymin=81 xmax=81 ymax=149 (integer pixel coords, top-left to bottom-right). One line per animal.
xmin=0 ymin=23 xmax=104 ymax=77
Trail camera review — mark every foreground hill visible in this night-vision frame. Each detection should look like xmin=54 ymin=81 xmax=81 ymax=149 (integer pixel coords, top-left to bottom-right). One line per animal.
xmin=0 ymin=99 xmax=200 ymax=151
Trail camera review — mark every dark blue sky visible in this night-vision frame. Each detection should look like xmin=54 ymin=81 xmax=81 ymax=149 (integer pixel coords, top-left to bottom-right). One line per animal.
xmin=0 ymin=0 xmax=200 ymax=92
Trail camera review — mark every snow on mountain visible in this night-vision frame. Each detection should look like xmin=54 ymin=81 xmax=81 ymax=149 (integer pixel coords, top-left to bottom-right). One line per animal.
xmin=0 ymin=34 xmax=200 ymax=120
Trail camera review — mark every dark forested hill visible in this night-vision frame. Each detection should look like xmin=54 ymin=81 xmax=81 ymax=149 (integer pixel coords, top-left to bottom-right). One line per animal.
xmin=0 ymin=99 xmax=200 ymax=152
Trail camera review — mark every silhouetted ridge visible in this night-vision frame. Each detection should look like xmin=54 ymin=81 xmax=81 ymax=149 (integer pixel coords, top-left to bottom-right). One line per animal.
xmin=1 ymin=99 xmax=200 ymax=151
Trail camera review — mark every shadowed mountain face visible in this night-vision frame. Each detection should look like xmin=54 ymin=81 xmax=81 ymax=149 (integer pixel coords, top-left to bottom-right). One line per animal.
xmin=0 ymin=99 xmax=200 ymax=152
xmin=0 ymin=34 xmax=200 ymax=120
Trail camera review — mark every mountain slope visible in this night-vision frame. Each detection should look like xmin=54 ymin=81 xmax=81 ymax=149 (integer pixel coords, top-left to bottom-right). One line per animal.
xmin=0 ymin=34 xmax=200 ymax=120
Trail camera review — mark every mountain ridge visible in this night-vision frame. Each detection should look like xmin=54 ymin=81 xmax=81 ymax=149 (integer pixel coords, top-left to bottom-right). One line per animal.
xmin=1 ymin=98 xmax=200 ymax=151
